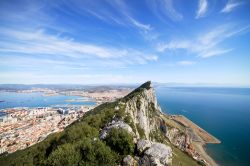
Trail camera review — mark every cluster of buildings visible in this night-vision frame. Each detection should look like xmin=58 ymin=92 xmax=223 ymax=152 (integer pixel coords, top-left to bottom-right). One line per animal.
xmin=0 ymin=106 xmax=93 ymax=154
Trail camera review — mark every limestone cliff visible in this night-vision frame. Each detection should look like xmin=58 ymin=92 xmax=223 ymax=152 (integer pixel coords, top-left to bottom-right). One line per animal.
xmin=122 ymin=81 xmax=162 ymax=140
xmin=118 ymin=81 xmax=189 ymax=146
xmin=110 ymin=81 xmax=216 ymax=166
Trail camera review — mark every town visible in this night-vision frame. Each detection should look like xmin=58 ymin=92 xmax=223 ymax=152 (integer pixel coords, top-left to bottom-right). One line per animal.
xmin=0 ymin=105 xmax=94 ymax=154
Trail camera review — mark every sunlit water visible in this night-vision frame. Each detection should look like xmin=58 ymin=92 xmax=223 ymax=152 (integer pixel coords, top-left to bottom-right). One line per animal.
xmin=156 ymin=87 xmax=250 ymax=166
xmin=0 ymin=92 xmax=95 ymax=116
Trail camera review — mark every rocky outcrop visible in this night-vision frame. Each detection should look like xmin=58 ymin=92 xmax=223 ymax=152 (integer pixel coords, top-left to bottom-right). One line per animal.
xmin=137 ymin=139 xmax=152 ymax=154
xmin=139 ymin=142 xmax=172 ymax=166
xmin=166 ymin=128 xmax=190 ymax=151
xmin=99 ymin=119 xmax=134 ymax=139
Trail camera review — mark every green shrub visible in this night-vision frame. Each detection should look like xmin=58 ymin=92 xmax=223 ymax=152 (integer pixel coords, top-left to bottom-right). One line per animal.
xmin=77 ymin=138 xmax=118 ymax=166
xmin=104 ymin=128 xmax=135 ymax=155
xmin=61 ymin=123 xmax=98 ymax=143
xmin=47 ymin=143 xmax=81 ymax=166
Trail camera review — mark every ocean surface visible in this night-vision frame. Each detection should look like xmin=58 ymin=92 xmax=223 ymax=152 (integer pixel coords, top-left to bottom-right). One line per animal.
xmin=155 ymin=86 xmax=250 ymax=166
xmin=0 ymin=92 xmax=95 ymax=116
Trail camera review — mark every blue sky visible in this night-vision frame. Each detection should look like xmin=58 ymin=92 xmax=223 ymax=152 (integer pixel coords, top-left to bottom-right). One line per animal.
xmin=0 ymin=0 xmax=250 ymax=85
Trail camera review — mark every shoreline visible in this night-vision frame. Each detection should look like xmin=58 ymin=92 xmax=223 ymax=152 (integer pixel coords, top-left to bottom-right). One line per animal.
xmin=194 ymin=142 xmax=218 ymax=166
xmin=172 ymin=115 xmax=220 ymax=144
xmin=172 ymin=115 xmax=220 ymax=166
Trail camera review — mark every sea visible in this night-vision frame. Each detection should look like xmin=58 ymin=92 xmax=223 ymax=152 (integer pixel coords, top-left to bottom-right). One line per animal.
xmin=155 ymin=86 xmax=250 ymax=166
xmin=0 ymin=92 xmax=95 ymax=116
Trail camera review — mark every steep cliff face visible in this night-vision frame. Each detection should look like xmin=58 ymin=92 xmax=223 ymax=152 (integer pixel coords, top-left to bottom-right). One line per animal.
xmin=120 ymin=81 xmax=187 ymax=145
xmin=96 ymin=81 xmax=175 ymax=165
xmin=122 ymin=81 xmax=162 ymax=140
xmin=115 ymin=81 xmax=207 ymax=166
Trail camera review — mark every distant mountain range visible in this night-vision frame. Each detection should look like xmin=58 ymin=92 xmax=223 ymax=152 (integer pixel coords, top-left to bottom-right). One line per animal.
xmin=0 ymin=84 xmax=137 ymax=91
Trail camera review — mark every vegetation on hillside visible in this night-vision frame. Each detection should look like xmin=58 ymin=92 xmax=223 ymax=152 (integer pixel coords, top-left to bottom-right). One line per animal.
xmin=104 ymin=128 xmax=135 ymax=155
xmin=0 ymin=101 xmax=122 ymax=166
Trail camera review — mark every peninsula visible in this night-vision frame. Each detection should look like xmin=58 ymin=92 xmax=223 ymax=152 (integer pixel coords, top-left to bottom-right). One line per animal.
xmin=0 ymin=81 xmax=220 ymax=166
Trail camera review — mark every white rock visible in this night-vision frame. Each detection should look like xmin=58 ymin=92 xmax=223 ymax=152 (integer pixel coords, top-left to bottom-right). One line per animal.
xmin=140 ymin=143 xmax=172 ymax=166
xmin=99 ymin=120 xmax=134 ymax=139
xmin=137 ymin=139 xmax=152 ymax=154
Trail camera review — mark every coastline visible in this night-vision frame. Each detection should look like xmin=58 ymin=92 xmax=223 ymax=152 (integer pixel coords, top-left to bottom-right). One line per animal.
xmin=172 ymin=115 xmax=220 ymax=166
xmin=172 ymin=115 xmax=220 ymax=144
xmin=194 ymin=142 xmax=218 ymax=166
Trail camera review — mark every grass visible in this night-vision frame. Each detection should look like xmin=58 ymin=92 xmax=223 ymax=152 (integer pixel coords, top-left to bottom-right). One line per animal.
xmin=172 ymin=146 xmax=200 ymax=166
xmin=160 ymin=114 xmax=186 ymax=132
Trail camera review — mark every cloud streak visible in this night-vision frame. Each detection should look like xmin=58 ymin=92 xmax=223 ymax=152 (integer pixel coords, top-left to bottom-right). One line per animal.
xmin=128 ymin=17 xmax=152 ymax=32
xmin=221 ymin=0 xmax=243 ymax=13
xmin=64 ymin=0 xmax=152 ymax=33
xmin=0 ymin=28 xmax=158 ymax=67
xmin=157 ymin=24 xmax=249 ymax=58
xmin=178 ymin=61 xmax=196 ymax=66
xmin=146 ymin=0 xmax=183 ymax=21
xmin=196 ymin=0 xmax=208 ymax=18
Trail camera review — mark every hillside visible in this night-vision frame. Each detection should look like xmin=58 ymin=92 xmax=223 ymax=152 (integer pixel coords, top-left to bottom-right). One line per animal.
xmin=0 ymin=81 xmax=217 ymax=166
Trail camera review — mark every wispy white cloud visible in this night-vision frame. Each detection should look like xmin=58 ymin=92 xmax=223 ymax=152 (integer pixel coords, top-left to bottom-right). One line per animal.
xmin=221 ymin=0 xmax=243 ymax=13
xmin=157 ymin=24 xmax=249 ymax=58
xmin=178 ymin=61 xmax=196 ymax=66
xmin=128 ymin=17 xmax=152 ymax=32
xmin=105 ymin=0 xmax=152 ymax=32
xmin=0 ymin=28 xmax=157 ymax=67
xmin=146 ymin=0 xmax=183 ymax=21
xmin=196 ymin=0 xmax=208 ymax=19
xmin=65 ymin=0 xmax=152 ymax=33
xmin=0 ymin=0 xmax=157 ymax=72
xmin=0 ymin=28 xmax=116 ymax=58
xmin=157 ymin=40 xmax=190 ymax=52
xmin=201 ymin=49 xmax=233 ymax=58
xmin=145 ymin=55 xmax=158 ymax=61
xmin=163 ymin=0 xmax=183 ymax=21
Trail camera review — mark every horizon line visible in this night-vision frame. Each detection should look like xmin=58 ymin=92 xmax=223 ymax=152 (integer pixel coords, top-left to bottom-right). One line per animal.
xmin=0 ymin=82 xmax=250 ymax=88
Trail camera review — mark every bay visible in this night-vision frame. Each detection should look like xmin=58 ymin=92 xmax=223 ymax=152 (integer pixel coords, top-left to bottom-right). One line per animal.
xmin=0 ymin=92 xmax=95 ymax=111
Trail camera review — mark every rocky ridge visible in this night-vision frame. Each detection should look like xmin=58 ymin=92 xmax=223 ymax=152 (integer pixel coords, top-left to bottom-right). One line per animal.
xmin=102 ymin=81 xmax=217 ymax=166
